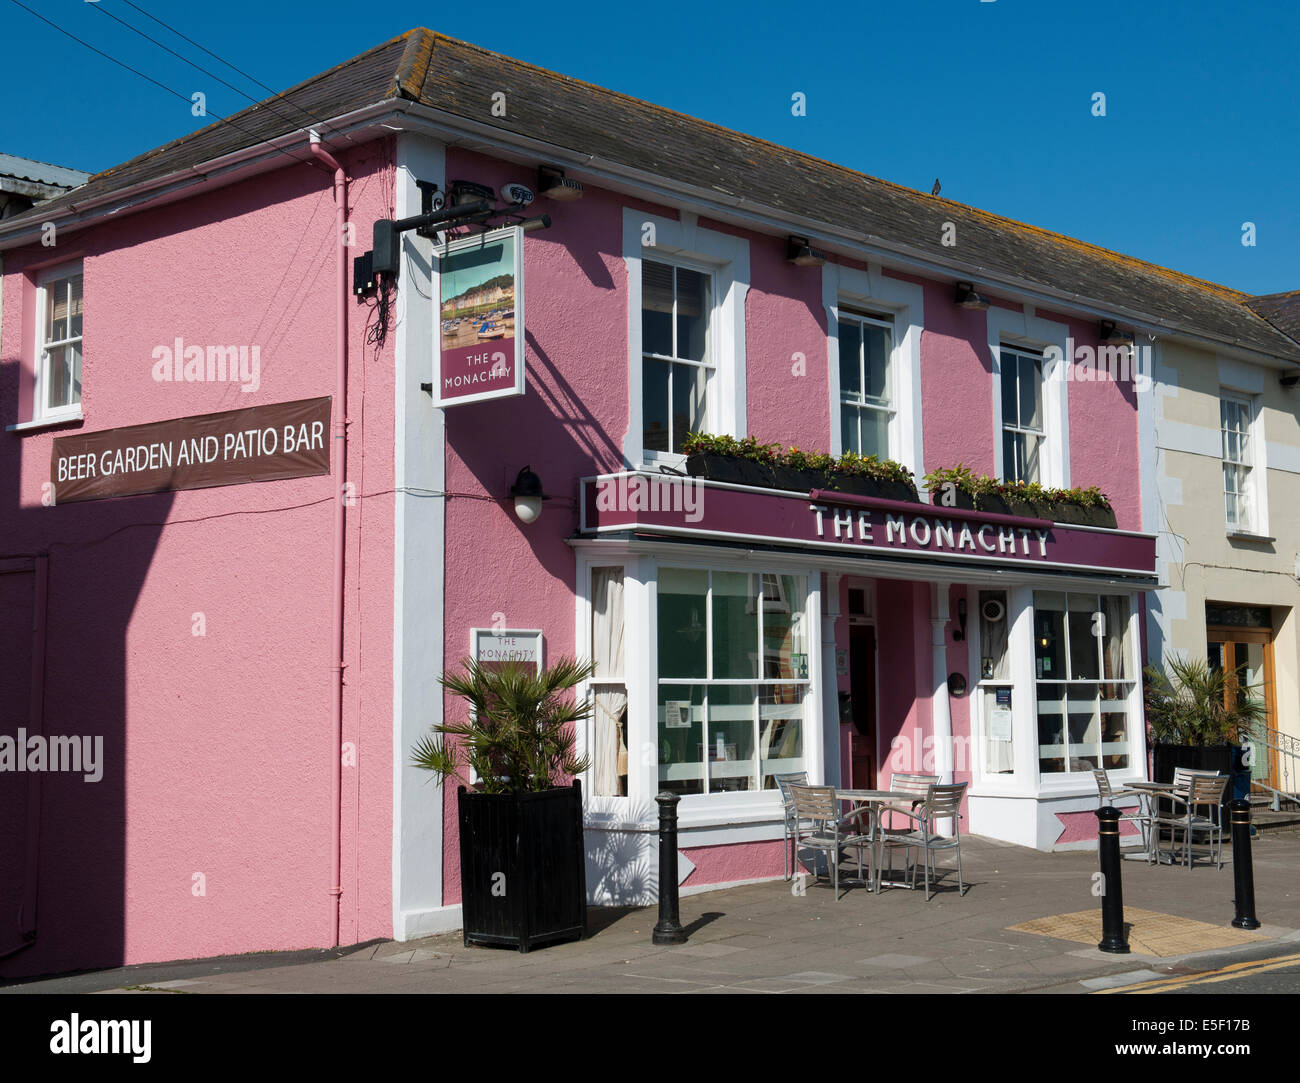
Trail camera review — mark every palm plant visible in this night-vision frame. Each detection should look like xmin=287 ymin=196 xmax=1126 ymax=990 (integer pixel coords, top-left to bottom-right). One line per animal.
xmin=413 ymin=656 xmax=594 ymax=794
xmin=1144 ymin=656 xmax=1268 ymax=746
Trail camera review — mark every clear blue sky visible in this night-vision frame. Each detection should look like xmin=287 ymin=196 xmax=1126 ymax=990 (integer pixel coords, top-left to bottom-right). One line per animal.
xmin=3 ymin=0 xmax=1297 ymax=295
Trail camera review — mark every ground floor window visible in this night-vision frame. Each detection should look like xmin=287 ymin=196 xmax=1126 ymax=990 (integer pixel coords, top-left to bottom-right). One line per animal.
xmin=656 ymin=567 xmax=809 ymax=795
xmin=1033 ymin=591 xmax=1134 ymax=773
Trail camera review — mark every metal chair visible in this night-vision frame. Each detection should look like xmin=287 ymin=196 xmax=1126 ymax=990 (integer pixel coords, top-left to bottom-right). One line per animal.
xmin=774 ymin=771 xmax=809 ymax=881
xmin=1152 ymin=772 xmax=1228 ymax=869
xmin=1091 ymin=768 xmax=1152 ymax=862
xmin=789 ymin=785 xmax=872 ymax=900
xmin=877 ymin=781 xmax=969 ymax=900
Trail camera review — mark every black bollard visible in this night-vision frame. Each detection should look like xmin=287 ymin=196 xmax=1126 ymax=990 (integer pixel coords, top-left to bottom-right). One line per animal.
xmin=1230 ymin=799 xmax=1262 ymax=930
xmin=652 ymin=791 xmax=687 ymax=945
xmin=1096 ymin=806 xmax=1129 ymax=954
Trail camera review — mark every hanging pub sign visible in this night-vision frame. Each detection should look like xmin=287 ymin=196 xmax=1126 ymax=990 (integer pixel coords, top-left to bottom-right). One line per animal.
xmin=50 ymin=397 xmax=331 ymax=504
xmin=435 ymin=226 xmax=525 ymax=407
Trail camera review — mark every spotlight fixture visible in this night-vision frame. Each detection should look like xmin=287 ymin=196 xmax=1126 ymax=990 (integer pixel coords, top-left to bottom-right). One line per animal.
xmin=450 ymin=179 xmax=496 ymax=207
xmin=786 ymin=235 xmax=827 ymax=267
xmin=509 ymin=466 xmax=549 ymax=524
xmin=954 ymin=281 xmax=989 ymax=310
xmin=1099 ymin=319 xmax=1134 ymax=346
xmin=1281 ymin=373 xmax=1300 ymax=388
xmin=538 ymin=166 xmax=584 ymax=201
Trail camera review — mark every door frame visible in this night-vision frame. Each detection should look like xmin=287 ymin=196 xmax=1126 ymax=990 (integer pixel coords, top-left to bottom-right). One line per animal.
xmin=1207 ymin=623 xmax=1277 ymax=788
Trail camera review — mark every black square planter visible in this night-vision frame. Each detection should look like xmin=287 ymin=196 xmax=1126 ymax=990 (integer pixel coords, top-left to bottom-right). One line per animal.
xmin=1151 ymin=744 xmax=1235 ymax=821
xmin=456 ymin=780 xmax=588 ymax=953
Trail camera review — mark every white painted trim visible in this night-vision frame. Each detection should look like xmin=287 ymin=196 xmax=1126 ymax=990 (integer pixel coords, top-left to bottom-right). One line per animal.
xmin=1156 ymin=418 xmax=1221 ymax=459
xmin=393 ymin=132 xmax=448 ymax=939
xmin=821 ymin=261 xmax=925 ymax=481
xmin=395 ymin=903 xmax=463 ymax=941
xmin=988 ymin=306 xmax=1070 ymax=488
xmin=622 ymin=208 xmax=748 ymax=466
xmin=7 ymin=409 xmax=83 ymax=433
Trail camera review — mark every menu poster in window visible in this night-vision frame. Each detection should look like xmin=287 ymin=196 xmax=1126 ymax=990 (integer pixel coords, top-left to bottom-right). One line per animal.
xmin=664 ymin=701 xmax=691 ymax=729
xmin=436 ymin=226 xmax=526 ymax=407
xmin=471 ymin=629 xmax=543 ymax=674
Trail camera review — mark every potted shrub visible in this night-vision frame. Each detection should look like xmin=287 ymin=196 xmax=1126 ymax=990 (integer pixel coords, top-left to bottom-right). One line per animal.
xmin=1144 ymin=657 xmax=1267 ymax=816
xmin=923 ymin=465 xmax=1011 ymax=515
xmin=1044 ymin=485 xmax=1117 ymax=529
xmin=412 ymin=656 xmax=594 ymax=953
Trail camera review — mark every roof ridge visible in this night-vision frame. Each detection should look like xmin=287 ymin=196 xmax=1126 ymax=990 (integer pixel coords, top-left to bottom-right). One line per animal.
xmin=422 ymin=29 xmax=1252 ymax=307
xmin=82 ymin=30 xmax=418 ymax=188
xmin=394 ymin=28 xmax=436 ymax=100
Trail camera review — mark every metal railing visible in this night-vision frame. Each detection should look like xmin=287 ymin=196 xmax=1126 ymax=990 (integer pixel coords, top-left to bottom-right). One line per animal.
xmin=1244 ymin=722 xmax=1300 ymax=811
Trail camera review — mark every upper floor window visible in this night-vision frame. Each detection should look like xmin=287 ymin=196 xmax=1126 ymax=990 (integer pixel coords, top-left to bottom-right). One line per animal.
xmin=37 ymin=267 xmax=84 ymax=421
xmin=1221 ymin=393 xmax=1254 ymax=531
xmin=642 ymin=259 xmax=712 ymax=455
xmin=837 ymin=309 xmax=893 ymax=458
xmin=1000 ymin=346 xmax=1043 ymax=484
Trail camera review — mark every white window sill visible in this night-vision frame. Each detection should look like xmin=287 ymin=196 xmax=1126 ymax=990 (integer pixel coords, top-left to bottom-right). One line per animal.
xmin=8 ymin=410 xmax=83 ymax=433
xmin=1227 ymin=529 xmax=1274 ymax=543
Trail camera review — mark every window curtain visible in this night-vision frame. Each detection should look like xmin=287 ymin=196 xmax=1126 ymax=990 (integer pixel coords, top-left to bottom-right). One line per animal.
xmin=592 ymin=568 xmax=627 ymax=797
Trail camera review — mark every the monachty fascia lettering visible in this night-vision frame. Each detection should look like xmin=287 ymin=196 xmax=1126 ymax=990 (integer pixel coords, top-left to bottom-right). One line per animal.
xmin=810 ymin=505 xmax=1050 ymax=558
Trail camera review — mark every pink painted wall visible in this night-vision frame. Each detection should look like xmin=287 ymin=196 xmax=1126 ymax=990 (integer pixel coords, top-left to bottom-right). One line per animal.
xmin=0 ymin=139 xmax=397 ymax=976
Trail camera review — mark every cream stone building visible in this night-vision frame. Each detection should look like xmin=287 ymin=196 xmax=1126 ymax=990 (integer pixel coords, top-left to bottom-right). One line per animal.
xmin=1142 ymin=292 xmax=1300 ymax=800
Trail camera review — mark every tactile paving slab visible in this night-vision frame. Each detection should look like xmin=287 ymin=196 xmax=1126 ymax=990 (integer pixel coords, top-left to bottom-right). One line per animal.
xmin=1008 ymin=908 xmax=1267 ymax=957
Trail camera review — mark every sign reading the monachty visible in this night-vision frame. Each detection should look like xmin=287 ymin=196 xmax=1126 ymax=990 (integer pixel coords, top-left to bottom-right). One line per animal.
xmin=435 ymin=226 xmax=526 ymax=407
xmin=50 ymin=397 xmax=331 ymax=503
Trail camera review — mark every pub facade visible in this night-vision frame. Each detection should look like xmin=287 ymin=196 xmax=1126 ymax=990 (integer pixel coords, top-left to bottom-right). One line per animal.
xmin=3 ymin=29 xmax=1295 ymax=973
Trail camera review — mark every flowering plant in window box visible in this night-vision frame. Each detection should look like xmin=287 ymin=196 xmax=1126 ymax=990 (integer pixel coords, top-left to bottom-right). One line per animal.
xmin=682 ymin=433 xmax=918 ymax=501
xmin=412 ymin=657 xmax=593 ymax=952
xmin=923 ymin=465 xmax=1117 ymax=528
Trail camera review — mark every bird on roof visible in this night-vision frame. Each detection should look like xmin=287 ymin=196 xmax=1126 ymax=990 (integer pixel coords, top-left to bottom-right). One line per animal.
xmin=931 ymin=178 xmax=941 ymax=196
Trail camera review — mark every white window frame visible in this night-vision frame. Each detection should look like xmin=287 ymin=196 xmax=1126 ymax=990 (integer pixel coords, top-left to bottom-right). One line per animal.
xmin=968 ymin=584 xmax=1143 ymax=798
xmin=577 ymin=548 xmax=822 ymax=828
xmin=623 ymin=210 xmax=747 ymax=469
xmin=835 ymin=307 xmax=895 ymax=459
xmin=988 ymin=306 xmax=1070 ymax=489
xmin=999 ymin=345 xmax=1046 ymax=485
xmin=822 ymin=262 xmax=924 ymax=478
xmin=1220 ymin=389 xmax=1267 ymax=536
xmin=33 ymin=261 xmax=85 ymax=425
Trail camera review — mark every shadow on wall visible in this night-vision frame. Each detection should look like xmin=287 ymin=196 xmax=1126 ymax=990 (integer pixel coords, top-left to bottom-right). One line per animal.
xmin=0 ymin=358 xmax=174 ymax=979
xmin=584 ymin=797 xmax=658 ymax=907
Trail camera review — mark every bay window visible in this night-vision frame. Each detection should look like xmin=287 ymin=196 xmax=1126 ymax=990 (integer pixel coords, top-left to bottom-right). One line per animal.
xmin=656 ymin=567 xmax=808 ymax=796
xmin=1033 ymin=591 xmax=1134 ymax=775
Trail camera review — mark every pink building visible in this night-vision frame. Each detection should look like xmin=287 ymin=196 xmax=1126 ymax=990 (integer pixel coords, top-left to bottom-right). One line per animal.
xmin=18 ymin=27 xmax=1286 ymax=975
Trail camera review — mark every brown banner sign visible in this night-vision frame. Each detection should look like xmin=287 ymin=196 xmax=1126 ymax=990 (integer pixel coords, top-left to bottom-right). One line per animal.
xmin=50 ymin=397 xmax=332 ymax=503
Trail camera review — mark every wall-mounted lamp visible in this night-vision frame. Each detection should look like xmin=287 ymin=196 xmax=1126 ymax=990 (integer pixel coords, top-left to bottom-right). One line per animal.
xmin=538 ymin=165 xmax=584 ymax=201
xmin=954 ymin=281 xmax=989 ymax=310
xmin=1280 ymin=372 xmax=1299 ymax=388
xmin=786 ymin=236 xmax=827 ymax=267
xmin=509 ymin=466 xmax=549 ymax=524
xmin=1099 ymin=319 xmax=1134 ymax=346
xmin=953 ymin=597 xmax=968 ymax=641
xmin=449 ymin=179 xmax=496 ymax=207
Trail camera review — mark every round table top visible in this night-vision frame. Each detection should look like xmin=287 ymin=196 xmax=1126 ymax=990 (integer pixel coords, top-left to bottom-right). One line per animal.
xmin=1128 ymin=780 xmax=1176 ymax=791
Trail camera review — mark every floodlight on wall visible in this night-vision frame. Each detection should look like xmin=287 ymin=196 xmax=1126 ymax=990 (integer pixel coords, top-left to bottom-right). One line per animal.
xmin=450 ymin=179 xmax=496 ymax=207
xmin=954 ymin=281 xmax=989 ymax=310
xmin=1281 ymin=373 xmax=1300 ymax=388
xmin=786 ymin=236 xmax=827 ymax=267
xmin=1099 ymin=319 xmax=1135 ymax=346
xmin=509 ymin=466 xmax=550 ymax=524
xmin=538 ymin=166 xmax=584 ymax=201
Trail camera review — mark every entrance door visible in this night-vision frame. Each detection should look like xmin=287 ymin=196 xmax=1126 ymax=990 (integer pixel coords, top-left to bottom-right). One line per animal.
xmin=1207 ymin=625 xmax=1277 ymax=792
xmin=848 ymin=623 xmax=877 ymax=789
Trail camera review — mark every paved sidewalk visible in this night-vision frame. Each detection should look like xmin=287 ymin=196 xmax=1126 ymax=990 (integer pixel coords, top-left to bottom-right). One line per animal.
xmin=9 ymin=831 xmax=1300 ymax=995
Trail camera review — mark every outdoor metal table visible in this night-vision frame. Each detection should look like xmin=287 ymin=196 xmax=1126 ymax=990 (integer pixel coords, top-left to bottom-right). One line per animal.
xmin=1128 ymin=780 xmax=1177 ymax=864
xmin=835 ymin=789 xmax=905 ymax=892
